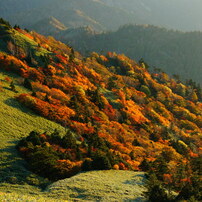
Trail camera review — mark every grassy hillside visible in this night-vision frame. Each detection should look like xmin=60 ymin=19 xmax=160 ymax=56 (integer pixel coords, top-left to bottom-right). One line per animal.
xmin=0 ymin=74 xmax=146 ymax=200
xmin=46 ymin=170 xmax=146 ymax=201
xmin=0 ymin=70 xmax=65 ymax=190
xmin=0 ymin=192 xmax=67 ymax=202
xmin=0 ymin=171 xmax=145 ymax=201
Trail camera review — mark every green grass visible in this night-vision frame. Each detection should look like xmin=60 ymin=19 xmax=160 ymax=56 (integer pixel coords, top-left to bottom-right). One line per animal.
xmin=0 ymin=26 xmax=51 ymax=63
xmin=11 ymin=30 xmax=50 ymax=56
xmin=46 ymin=170 xmax=146 ymax=201
xmin=0 ymin=192 xmax=67 ymax=202
xmin=0 ymin=169 xmax=146 ymax=201
xmin=0 ymin=71 xmax=65 ymax=197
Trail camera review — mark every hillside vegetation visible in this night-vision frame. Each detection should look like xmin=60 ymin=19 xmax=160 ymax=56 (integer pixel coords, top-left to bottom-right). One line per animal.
xmin=0 ymin=19 xmax=201 ymax=201
xmin=0 ymin=171 xmax=145 ymax=201
xmin=62 ymin=24 xmax=202 ymax=86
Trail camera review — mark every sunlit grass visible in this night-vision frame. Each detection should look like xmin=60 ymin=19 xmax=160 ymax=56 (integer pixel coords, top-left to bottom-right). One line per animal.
xmin=0 ymin=71 xmax=65 ymax=195
xmin=11 ymin=30 xmax=50 ymax=57
xmin=46 ymin=170 xmax=146 ymax=201
xmin=0 ymin=192 xmax=67 ymax=202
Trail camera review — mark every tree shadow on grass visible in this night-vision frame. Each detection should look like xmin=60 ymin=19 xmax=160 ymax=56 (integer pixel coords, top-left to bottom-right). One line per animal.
xmin=122 ymin=173 xmax=147 ymax=202
xmin=3 ymin=97 xmax=36 ymax=116
xmin=0 ymin=140 xmax=29 ymax=183
xmin=123 ymin=197 xmax=146 ymax=202
xmin=0 ymin=139 xmax=49 ymax=189
xmin=123 ymin=173 xmax=146 ymax=186
xmin=3 ymin=88 xmax=19 ymax=94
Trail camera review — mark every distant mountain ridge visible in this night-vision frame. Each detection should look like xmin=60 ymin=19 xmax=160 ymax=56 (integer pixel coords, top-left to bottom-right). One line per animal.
xmin=101 ymin=0 xmax=202 ymax=31
xmin=60 ymin=24 xmax=202 ymax=85
xmin=31 ymin=16 xmax=67 ymax=35
xmin=0 ymin=0 xmax=142 ymax=32
xmin=1 ymin=0 xmax=202 ymax=32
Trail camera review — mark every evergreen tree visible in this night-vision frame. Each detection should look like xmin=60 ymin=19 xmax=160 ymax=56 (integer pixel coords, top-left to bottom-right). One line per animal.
xmin=23 ymin=78 xmax=32 ymax=90
xmin=139 ymin=158 xmax=150 ymax=171
xmin=62 ymin=130 xmax=77 ymax=149
xmin=69 ymin=48 xmax=75 ymax=62
xmin=92 ymin=150 xmax=112 ymax=170
xmin=144 ymin=173 xmax=172 ymax=202
xmin=10 ymin=81 xmax=16 ymax=92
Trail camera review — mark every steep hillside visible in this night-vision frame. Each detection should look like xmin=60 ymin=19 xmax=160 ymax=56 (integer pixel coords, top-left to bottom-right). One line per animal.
xmin=46 ymin=170 xmax=146 ymax=201
xmin=0 ymin=19 xmax=201 ymax=201
xmin=31 ymin=16 xmax=67 ymax=36
xmin=62 ymin=24 xmax=202 ymax=85
xmin=0 ymin=67 xmax=65 ymax=195
xmin=0 ymin=20 xmax=146 ymax=201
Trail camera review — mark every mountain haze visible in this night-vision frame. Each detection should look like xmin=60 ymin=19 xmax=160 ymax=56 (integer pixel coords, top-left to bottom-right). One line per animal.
xmin=0 ymin=0 xmax=142 ymax=32
xmin=101 ymin=0 xmax=202 ymax=31
xmin=1 ymin=0 xmax=202 ymax=32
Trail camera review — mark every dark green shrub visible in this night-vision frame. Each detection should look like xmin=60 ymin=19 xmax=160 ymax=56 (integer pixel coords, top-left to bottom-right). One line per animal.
xmin=62 ymin=130 xmax=77 ymax=149
xmin=92 ymin=151 xmax=112 ymax=170
xmin=82 ymin=158 xmax=93 ymax=171
xmin=26 ymin=131 xmax=42 ymax=146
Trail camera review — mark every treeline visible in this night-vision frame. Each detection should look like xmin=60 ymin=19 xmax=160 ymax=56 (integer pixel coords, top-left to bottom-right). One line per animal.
xmin=142 ymin=151 xmax=201 ymax=201
xmin=17 ymin=130 xmax=130 ymax=181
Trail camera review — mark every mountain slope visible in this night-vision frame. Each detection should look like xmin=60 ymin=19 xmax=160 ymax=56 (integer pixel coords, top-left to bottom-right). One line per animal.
xmin=0 ymin=70 xmax=65 ymax=192
xmin=62 ymin=24 xmax=202 ymax=85
xmin=0 ymin=21 xmax=146 ymax=201
xmin=0 ymin=20 xmax=201 ymax=201
xmin=46 ymin=170 xmax=146 ymax=201
xmin=31 ymin=16 xmax=67 ymax=35
xmin=1 ymin=1 xmax=201 ymax=86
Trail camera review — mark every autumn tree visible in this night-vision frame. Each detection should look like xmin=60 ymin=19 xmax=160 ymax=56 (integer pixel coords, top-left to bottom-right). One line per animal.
xmin=140 ymin=85 xmax=151 ymax=96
